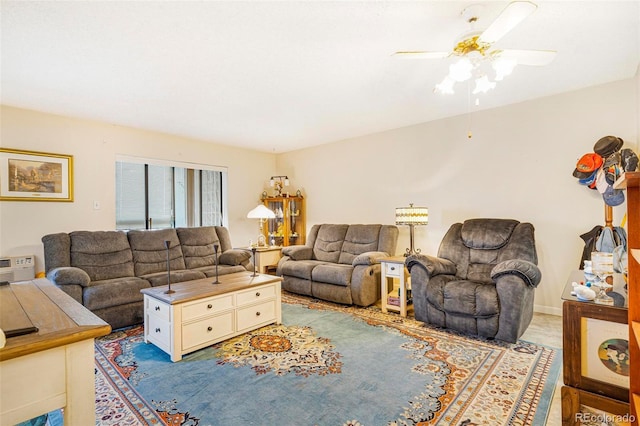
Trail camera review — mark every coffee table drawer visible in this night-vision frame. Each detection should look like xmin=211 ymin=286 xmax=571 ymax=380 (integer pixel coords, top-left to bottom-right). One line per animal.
xmin=237 ymin=300 xmax=276 ymax=331
xmin=183 ymin=312 xmax=234 ymax=350
xmin=147 ymin=315 xmax=171 ymax=352
xmin=236 ymin=284 xmax=276 ymax=307
xmin=182 ymin=294 xmax=233 ymax=322
xmin=147 ymin=298 xmax=170 ymax=321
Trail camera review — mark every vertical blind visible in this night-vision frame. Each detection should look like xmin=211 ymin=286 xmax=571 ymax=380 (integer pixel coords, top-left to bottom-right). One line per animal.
xmin=115 ymin=158 xmax=227 ymax=230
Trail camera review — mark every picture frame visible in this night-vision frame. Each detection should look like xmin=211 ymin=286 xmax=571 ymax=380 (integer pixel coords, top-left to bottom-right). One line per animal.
xmin=563 ymin=301 xmax=629 ymax=402
xmin=0 ymin=148 xmax=73 ymax=202
xmin=561 ymin=386 xmax=631 ymax=426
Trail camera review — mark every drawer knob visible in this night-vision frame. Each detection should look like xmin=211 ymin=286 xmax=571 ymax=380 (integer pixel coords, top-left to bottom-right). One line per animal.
xmin=155 ymin=327 xmax=161 ymax=333
xmin=207 ymin=326 xmax=213 ymax=332
xmin=390 ymin=266 xmax=395 ymax=271
xmin=155 ymin=306 xmax=160 ymax=311
xmin=207 ymin=304 xmax=213 ymax=309
xmin=256 ymin=311 xmax=261 ymax=316
xmin=256 ymin=292 xmax=261 ymax=297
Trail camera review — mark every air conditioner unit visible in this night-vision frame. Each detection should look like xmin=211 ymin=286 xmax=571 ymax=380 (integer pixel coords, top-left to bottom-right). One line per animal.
xmin=0 ymin=255 xmax=36 ymax=283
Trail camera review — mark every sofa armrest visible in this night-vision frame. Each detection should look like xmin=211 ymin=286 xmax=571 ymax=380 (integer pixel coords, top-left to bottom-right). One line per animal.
xmin=46 ymin=266 xmax=91 ymax=287
xmin=406 ymin=254 xmax=457 ymax=277
xmin=491 ymin=259 xmax=542 ymax=288
xmin=282 ymin=245 xmax=313 ymax=261
xmin=352 ymin=251 xmax=389 ymax=266
xmin=219 ymin=249 xmax=251 ymax=266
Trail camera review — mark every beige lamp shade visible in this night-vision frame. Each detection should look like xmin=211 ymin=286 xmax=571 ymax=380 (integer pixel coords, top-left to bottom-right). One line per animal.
xmin=395 ymin=205 xmax=428 ymax=225
xmin=247 ymin=204 xmax=276 ymax=219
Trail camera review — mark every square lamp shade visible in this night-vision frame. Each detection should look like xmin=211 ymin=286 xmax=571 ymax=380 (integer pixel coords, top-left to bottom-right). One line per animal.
xmin=395 ymin=204 xmax=428 ymax=256
xmin=247 ymin=204 xmax=275 ymax=247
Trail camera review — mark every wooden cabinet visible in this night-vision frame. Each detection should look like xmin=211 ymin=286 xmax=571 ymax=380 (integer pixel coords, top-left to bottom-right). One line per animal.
xmin=560 ymin=270 xmax=631 ymax=424
xmin=262 ymin=196 xmax=305 ymax=247
xmin=617 ymin=171 xmax=640 ymax=424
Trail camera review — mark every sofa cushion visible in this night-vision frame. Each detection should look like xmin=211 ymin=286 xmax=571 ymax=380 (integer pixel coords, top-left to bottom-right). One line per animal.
xmin=313 ymin=224 xmax=349 ymax=263
xmin=177 ymin=226 xmax=220 ymax=268
xmin=281 ymin=260 xmax=327 ymax=280
xmin=194 ymin=264 xmax=247 ymax=278
xmin=69 ymin=231 xmax=135 ymax=281
xmin=83 ymin=276 xmax=151 ymax=311
xmin=338 ymin=224 xmax=382 ymax=264
xmin=311 ymin=264 xmax=353 ymax=286
xmin=42 ymin=232 xmax=71 ymax=271
xmin=141 ymin=269 xmax=206 ymax=286
xmin=427 ymin=277 xmax=499 ymax=318
xmin=128 ymin=229 xmax=186 ymax=276
xmin=460 ymin=219 xmax=518 ymax=250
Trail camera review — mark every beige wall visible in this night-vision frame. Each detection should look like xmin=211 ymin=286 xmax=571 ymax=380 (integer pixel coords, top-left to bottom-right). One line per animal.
xmin=277 ymin=78 xmax=639 ymax=315
xmin=1 ymin=77 xmax=638 ymax=314
xmin=0 ymin=106 xmax=277 ymax=271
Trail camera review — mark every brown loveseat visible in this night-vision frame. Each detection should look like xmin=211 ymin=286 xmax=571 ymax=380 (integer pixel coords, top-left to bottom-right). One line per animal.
xmin=42 ymin=226 xmax=251 ymax=329
xmin=277 ymin=224 xmax=398 ymax=306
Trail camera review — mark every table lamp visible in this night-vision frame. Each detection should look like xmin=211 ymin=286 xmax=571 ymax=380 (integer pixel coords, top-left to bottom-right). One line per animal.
xmin=247 ymin=204 xmax=276 ymax=247
xmin=395 ymin=203 xmax=428 ymax=256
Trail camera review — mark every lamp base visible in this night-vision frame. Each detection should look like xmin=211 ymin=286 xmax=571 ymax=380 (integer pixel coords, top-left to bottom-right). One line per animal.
xmin=403 ymin=248 xmax=422 ymax=257
xmin=164 ymin=289 xmax=176 ymax=294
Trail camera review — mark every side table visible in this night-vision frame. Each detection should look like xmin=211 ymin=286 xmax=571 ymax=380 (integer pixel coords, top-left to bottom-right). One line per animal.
xmin=241 ymin=246 xmax=283 ymax=274
xmin=380 ymin=256 xmax=411 ymax=317
xmin=561 ymin=270 xmax=630 ymax=425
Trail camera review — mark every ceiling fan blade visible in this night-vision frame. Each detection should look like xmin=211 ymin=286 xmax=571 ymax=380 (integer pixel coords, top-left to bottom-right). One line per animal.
xmin=497 ymin=49 xmax=557 ymax=66
xmin=478 ymin=1 xmax=537 ymax=45
xmin=392 ymin=51 xmax=450 ymax=59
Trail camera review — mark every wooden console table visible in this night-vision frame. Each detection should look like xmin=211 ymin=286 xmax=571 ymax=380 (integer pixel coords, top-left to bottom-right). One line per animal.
xmin=0 ymin=279 xmax=111 ymax=425
xmin=561 ymin=270 xmax=630 ymax=425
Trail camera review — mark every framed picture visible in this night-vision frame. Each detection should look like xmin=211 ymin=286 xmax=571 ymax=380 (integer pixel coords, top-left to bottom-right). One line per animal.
xmin=561 ymin=386 xmax=631 ymax=426
xmin=563 ymin=301 xmax=629 ymax=402
xmin=0 ymin=148 xmax=73 ymax=202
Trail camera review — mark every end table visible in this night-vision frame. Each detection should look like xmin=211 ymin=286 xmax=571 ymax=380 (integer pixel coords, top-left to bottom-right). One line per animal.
xmin=380 ymin=256 xmax=411 ymax=317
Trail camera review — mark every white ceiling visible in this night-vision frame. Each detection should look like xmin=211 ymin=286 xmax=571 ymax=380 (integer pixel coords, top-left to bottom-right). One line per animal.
xmin=2 ymin=1 xmax=639 ymax=153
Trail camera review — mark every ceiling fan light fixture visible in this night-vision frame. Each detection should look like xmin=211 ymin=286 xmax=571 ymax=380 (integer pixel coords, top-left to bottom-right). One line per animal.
xmin=492 ymin=57 xmax=518 ymax=81
xmin=472 ymin=75 xmax=496 ymax=94
xmin=434 ymin=76 xmax=456 ymax=94
xmin=449 ymin=58 xmax=473 ymax=82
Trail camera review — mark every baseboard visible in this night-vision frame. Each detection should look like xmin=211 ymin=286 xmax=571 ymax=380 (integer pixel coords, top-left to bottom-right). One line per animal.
xmin=534 ymin=304 xmax=562 ymax=316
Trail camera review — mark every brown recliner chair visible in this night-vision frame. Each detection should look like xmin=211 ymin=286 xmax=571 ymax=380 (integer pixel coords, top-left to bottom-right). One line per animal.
xmin=406 ymin=218 xmax=541 ymax=343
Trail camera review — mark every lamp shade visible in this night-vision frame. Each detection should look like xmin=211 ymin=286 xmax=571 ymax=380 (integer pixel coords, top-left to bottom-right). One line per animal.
xmin=247 ymin=204 xmax=275 ymax=219
xmin=395 ymin=205 xmax=428 ymax=226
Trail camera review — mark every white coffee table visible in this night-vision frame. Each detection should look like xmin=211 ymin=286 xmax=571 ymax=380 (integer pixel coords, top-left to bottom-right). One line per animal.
xmin=141 ymin=271 xmax=282 ymax=362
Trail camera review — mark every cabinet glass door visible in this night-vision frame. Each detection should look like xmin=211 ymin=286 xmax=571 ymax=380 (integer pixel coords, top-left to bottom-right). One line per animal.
xmin=265 ymin=199 xmax=285 ymax=246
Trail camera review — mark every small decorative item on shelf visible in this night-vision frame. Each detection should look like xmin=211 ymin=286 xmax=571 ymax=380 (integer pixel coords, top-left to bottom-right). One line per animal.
xmin=261 ymin=191 xmax=268 ymax=200
xmin=296 ymin=189 xmax=302 ymax=197
xmin=269 ymin=175 xmax=289 ymax=196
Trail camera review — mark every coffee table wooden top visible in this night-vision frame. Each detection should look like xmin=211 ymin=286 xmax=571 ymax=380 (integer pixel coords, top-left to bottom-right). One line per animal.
xmin=140 ymin=271 xmax=282 ymax=305
xmin=0 ymin=278 xmax=112 ymax=361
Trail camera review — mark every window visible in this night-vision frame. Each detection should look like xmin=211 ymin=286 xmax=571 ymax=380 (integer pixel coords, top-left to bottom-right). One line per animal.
xmin=115 ymin=156 xmax=227 ymax=230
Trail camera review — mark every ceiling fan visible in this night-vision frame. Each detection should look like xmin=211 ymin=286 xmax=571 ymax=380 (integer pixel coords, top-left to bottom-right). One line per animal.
xmin=394 ymin=1 xmax=557 ymax=94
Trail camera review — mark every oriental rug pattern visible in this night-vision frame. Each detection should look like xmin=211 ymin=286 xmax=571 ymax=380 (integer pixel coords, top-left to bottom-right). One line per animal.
xmin=93 ymin=293 xmax=560 ymax=425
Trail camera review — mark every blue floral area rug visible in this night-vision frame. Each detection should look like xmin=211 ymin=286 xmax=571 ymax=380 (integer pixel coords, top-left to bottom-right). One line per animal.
xmin=94 ymin=293 xmax=560 ymax=425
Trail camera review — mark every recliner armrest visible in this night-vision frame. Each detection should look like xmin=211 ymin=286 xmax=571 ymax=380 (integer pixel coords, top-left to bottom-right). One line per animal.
xmin=282 ymin=245 xmax=313 ymax=261
xmin=219 ymin=249 xmax=251 ymax=266
xmin=352 ymin=251 xmax=389 ymax=266
xmin=46 ymin=266 xmax=91 ymax=287
xmin=491 ymin=259 xmax=541 ymax=288
xmin=406 ymin=254 xmax=457 ymax=277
